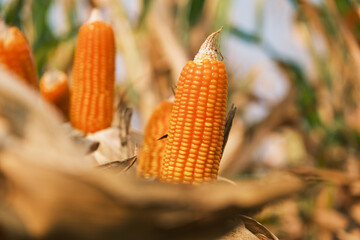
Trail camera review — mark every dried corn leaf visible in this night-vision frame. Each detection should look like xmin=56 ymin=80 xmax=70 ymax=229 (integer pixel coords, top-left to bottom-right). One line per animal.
xmin=98 ymin=156 xmax=137 ymax=173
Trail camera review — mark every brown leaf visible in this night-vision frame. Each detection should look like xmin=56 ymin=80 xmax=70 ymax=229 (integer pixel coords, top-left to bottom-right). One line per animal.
xmin=240 ymin=215 xmax=279 ymax=240
xmin=98 ymin=156 xmax=137 ymax=173
xmin=222 ymin=104 xmax=237 ymax=155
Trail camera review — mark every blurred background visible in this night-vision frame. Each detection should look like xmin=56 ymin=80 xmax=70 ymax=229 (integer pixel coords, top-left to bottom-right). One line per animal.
xmin=2 ymin=0 xmax=360 ymax=239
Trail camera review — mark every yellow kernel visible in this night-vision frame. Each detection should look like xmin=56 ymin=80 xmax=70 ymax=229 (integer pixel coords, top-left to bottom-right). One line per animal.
xmin=177 ymin=156 xmax=186 ymax=161
xmin=205 ymin=122 xmax=212 ymax=127
xmin=199 ymin=151 xmax=207 ymax=157
xmin=173 ymin=177 xmax=181 ymax=181
xmin=183 ymin=134 xmax=190 ymax=139
xmin=194 ymin=173 xmax=204 ymax=178
xmin=198 ymin=156 xmax=207 ymax=162
xmin=195 ymin=168 xmax=204 ymax=173
xmin=203 ymin=75 xmax=210 ymax=80
xmin=175 ymin=167 xmax=183 ymax=172
xmin=183 ymin=176 xmax=193 ymax=181
xmin=175 ymin=162 xmax=184 ymax=168
xmin=197 ymin=158 xmax=206 ymax=164
xmin=189 ymin=148 xmax=198 ymax=153
xmin=184 ymin=171 xmax=193 ymax=176
xmin=195 ymin=69 xmax=202 ymax=75
xmin=194 ymin=122 xmax=202 ymax=127
xmin=183 ymin=130 xmax=191 ymax=135
xmin=179 ymin=150 xmax=187 ymax=155
xmin=204 ymin=131 xmax=211 ymax=136
xmin=204 ymin=69 xmax=211 ymax=74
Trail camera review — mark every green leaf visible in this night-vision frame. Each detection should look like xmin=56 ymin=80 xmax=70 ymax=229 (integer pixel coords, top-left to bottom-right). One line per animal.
xmin=228 ymin=26 xmax=261 ymax=43
xmin=31 ymin=1 xmax=59 ymax=76
xmin=334 ymin=0 xmax=352 ymax=15
xmin=138 ymin=0 xmax=152 ymax=28
xmin=1 ymin=0 xmax=25 ymax=29
xmin=188 ymin=0 xmax=205 ymax=27
xmin=277 ymin=60 xmax=321 ymax=129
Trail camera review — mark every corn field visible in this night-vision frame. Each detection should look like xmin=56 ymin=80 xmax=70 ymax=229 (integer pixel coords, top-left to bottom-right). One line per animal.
xmin=1 ymin=0 xmax=360 ymax=239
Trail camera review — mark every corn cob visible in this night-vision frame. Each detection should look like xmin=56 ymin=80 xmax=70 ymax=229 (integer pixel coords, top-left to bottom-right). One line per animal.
xmin=40 ymin=70 xmax=69 ymax=118
xmin=0 ymin=21 xmax=38 ymax=88
xmin=137 ymin=100 xmax=173 ymax=178
xmin=160 ymin=28 xmax=228 ymax=184
xmin=70 ymin=9 xmax=115 ymax=133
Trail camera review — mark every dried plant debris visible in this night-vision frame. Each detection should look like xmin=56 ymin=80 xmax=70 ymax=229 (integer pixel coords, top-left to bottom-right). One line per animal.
xmin=222 ymin=215 xmax=279 ymax=240
xmin=158 ymin=134 xmax=168 ymax=140
xmin=0 ymin=67 xmax=88 ymax=166
xmin=85 ymin=127 xmax=140 ymax=165
xmin=222 ymin=104 xmax=237 ymax=154
xmin=98 ymin=156 xmax=137 ymax=173
xmin=117 ymin=105 xmax=133 ymax=147
xmin=73 ymin=137 xmax=100 ymax=154
xmin=0 ymin=65 xmax=292 ymax=240
xmin=0 ymin=158 xmax=296 ymax=239
xmin=82 ymin=103 xmax=139 ymax=165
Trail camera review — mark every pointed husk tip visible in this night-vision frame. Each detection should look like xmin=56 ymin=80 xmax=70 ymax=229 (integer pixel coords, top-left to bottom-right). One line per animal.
xmin=0 ymin=16 xmax=8 ymax=36
xmin=87 ymin=8 xmax=103 ymax=23
xmin=194 ymin=27 xmax=223 ymax=63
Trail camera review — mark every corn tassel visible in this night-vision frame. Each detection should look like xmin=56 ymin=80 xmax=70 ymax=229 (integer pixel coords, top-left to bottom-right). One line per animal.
xmin=40 ymin=70 xmax=69 ymax=118
xmin=160 ymin=28 xmax=228 ymax=184
xmin=0 ymin=22 xmax=38 ymax=88
xmin=70 ymin=9 xmax=115 ymax=133
xmin=137 ymin=100 xmax=173 ymax=178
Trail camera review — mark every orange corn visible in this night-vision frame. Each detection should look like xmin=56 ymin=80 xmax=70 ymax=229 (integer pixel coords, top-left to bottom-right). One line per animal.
xmin=160 ymin=28 xmax=228 ymax=184
xmin=0 ymin=22 xmax=38 ymax=88
xmin=70 ymin=9 xmax=115 ymax=133
xmin=40 ymin=70 xmax=69 ymax=118
xmin=137 ymin=100 xmax=173 ymax=178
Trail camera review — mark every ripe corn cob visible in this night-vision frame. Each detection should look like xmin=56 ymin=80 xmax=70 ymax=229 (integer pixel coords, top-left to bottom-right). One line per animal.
xmin=40 ymin=70 xmax=69 ymax=118
xmin=160 ymin=28 xmax=228 ymax=184
xmin=137 ymin=100 xmax=173 ymax=178
xmin=70 ymin=9 xmax=115 ymax=133
xmin=0 ymin=22 xmax=38 ymax=88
